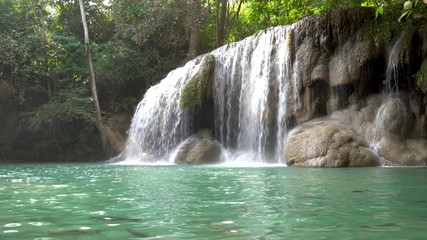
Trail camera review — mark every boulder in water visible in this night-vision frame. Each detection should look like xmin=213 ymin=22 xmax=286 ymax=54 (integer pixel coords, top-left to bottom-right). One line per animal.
xmin=285 ymin=122 xmax=379 ymax=167
xmin=174 ymin=129 xmax=222 ymax=165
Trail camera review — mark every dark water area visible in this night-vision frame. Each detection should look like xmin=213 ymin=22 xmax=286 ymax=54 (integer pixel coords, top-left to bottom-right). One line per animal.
xmin=0 ymin=164 xmax=426 ymax=239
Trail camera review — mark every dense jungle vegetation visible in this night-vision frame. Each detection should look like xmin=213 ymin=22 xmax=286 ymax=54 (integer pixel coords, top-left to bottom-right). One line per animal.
xmin=0 ymin=0 xmax=423 ymax=162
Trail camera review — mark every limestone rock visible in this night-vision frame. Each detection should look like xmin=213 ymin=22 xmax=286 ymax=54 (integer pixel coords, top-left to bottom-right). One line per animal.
xmin=298 ymin=80 xmax=329 ymax=123
xmin=388 ymin=27 xmax=417 ymax=67
xmin=294 ymin=37 xmax=321 ymax=89
xmin=417 ymin=114 xmax=427 ymax=137
xmin=310 ymin=58 xmax=329 ymax=83
xmin=285 ymin=122 xmax=379 ymax=167
xmin=373 ymin=97 xmax=413 ymax=140
xmin=174 ymin=129 xmax=222 ymax=165
xmin=329 ymin=94 xmax=381 ymax=140
xmin=375 ymin=133 xmax=427 ymax=166
xmin=329 ymin=32 xmax=378 ymax=87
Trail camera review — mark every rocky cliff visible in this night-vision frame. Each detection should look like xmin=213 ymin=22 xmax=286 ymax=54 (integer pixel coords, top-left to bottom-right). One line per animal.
xmin=284 ymin=8 xmax=427 ymax=167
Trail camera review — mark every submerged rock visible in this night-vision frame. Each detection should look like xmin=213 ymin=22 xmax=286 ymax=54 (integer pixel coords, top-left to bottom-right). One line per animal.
xmin=285 ymin=122 xmax=379 ymax=167
xmin=174 ymin=129 xmax=222 ymax=165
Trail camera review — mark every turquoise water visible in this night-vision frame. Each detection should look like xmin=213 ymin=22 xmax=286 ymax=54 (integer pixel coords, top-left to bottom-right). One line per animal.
xmin=0 ymin=164 xmax=426 ymax=239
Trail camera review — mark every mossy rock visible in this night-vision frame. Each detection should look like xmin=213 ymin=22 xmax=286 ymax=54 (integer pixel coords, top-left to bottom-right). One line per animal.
xmin=180 ymin=55 xmax=215 ymax=109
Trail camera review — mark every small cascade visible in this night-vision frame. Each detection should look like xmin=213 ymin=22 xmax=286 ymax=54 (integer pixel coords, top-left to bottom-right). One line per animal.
xmin=385 ymin=45 xmax=402 ymax=93
xmin=367 ymin=27 xmax=417 ymax=166
xmin=370 ymin=95 xmax=409 ymax=166
xmin=122 ymin=25 xmax=296 ymax=164
xmin=384 ymin=28 xmax=415 ymax=93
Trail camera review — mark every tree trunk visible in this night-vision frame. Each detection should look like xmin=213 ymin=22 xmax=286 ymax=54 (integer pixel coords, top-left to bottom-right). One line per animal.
xmin=78 ymin=0 xmax=107 ymax=151
xmin=215 ymin=0 xmax=242 ymax=48
xmin=216 ymin=0 xmax=227 ymax=47
xmin=188 ymin=0 xmax=201 ymax=59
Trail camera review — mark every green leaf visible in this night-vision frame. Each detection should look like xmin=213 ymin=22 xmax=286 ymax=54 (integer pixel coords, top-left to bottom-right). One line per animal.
xmin=376 ymin=6 xmax=384 ymax=18
xmin=404 ymin=1 xmax=413 ymax=11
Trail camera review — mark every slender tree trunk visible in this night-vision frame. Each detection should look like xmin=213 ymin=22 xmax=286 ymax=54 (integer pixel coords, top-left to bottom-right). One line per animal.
xmin=188 ymin=27 xmax=200 ymax=59
xmin=215 ymin=0 xmax=242 ymax=48
xmin=216 ymin=0 xmax=227 ymax=47
xmin=188 ymin=0 xmax=201 ymax=59
xmin=41 ymin=28 xmax=52 ymax=100
xmin=78 ymin=0 xmax=107 ymax=151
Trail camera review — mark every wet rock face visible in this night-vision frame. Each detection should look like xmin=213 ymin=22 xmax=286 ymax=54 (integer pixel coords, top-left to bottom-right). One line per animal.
xmin=289 ymin=94 xmax=427 ymax=167
xmin=370 ymin=96 xmax=427 ymax=166
xmin=329 ymin=32 xmax=378 ymax=88
xmin=373 ymin=97 xmax=413 ymax=140
xmin=174 ymin=129 xmax=222 ymax=165
xmin=375 ymin=133 xmax=427 ymax=166
xmin=285 ymin=20 xmax=427 ymax=167
xmin=286 ymin=122 xmax=379 ymax=167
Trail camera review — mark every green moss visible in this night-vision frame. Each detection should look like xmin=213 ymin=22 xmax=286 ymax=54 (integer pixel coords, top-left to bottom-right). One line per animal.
xmin=180 ymin=55 xmax=215 ymax=109
xmin=362 ymin=5 xmax=411 ymax=47
xmin=363 ymin=19 xmax=404 ymax=47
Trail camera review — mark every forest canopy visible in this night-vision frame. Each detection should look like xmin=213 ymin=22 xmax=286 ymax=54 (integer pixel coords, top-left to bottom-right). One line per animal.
xmin=0 ymin=0 xmax=423 ymax=162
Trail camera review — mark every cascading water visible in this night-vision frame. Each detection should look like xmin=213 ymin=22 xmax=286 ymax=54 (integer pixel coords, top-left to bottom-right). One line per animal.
xmin=213 ymin=26 xmax=294 ymax=163
xmin=370 ymin=96 xmax=405 ymax=167
xmin=122 ymin=25 xmax=295 ymax=164
xmin=370 ymin=32 xmax=413 ymax=166
xmin=122 ymin=60 xmax=204 ymax=163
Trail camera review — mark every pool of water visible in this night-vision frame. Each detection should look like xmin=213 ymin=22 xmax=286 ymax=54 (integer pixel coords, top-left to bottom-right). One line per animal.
xmin=0 ymin=164 xmax=426 ymax=239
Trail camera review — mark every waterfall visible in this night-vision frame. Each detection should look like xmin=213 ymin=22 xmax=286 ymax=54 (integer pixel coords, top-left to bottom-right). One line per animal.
xmin=122 ymin=25 xmax=295 ymax=164
xmin=122 ymin=59 xmax=204 ymax=162
xmin=213 ymin=26 xmax=294 ymax=163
